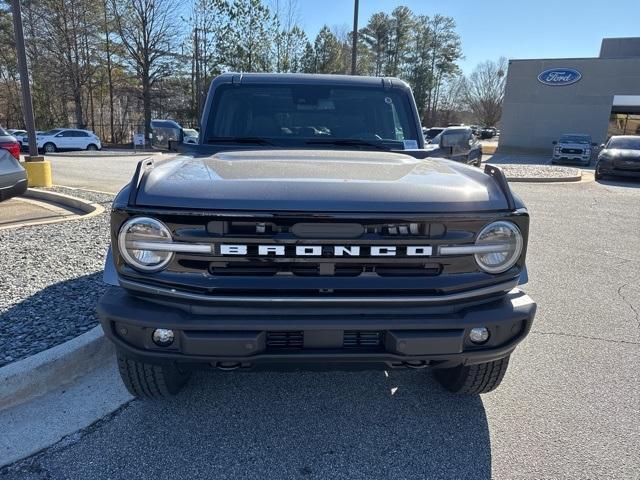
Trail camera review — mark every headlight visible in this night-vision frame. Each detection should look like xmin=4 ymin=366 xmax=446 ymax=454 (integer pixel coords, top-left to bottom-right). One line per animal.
xmin=118 ymin=217 xmax=174 ymax=272
xmin=474 ymin=221 xmax=523 ymax=274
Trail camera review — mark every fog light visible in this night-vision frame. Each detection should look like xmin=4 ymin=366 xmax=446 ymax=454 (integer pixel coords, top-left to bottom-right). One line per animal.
xmin=152 ymin=328 xmax=175 ymax=347
xmin=469 ymin=327 xmax=490 ymax=344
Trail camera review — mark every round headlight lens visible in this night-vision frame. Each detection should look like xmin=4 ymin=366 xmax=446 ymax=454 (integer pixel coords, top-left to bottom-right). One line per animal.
xmin=118 ymin=217 xmax=173 ymax=272
xmin=474 ymin=221 xmax=523 ymax=274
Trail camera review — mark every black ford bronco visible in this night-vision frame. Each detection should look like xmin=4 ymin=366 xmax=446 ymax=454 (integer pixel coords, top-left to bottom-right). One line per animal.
xmin=98 ymin=73 xmax=536 ymax=398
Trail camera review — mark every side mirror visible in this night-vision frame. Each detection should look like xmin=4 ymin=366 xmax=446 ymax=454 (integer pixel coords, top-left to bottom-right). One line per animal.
xmin=552 ymin=140 xmax=557 ymax=145
xmin=151 ymin=124 xmax=183 ymax=151
xmin=600 ymin=144 xmax=605 ymax=149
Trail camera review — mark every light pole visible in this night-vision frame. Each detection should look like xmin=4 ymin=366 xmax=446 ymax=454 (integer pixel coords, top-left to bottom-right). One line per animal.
xmin=351 ymin=0 xmax=359 ymax=75
xmin=11 ymin=0 xmax=37 ymax=159
xmin=11 ymin=0 xmax=51 ymax=186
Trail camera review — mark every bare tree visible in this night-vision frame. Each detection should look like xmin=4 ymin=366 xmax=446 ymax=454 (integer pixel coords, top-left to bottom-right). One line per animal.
xmin=436 ymin=74 xmax=466 ymax=126
xmin=464 ymin=57 xmax=507 ymax=127
xmin=38 ymin=0 xmax=101 ymax=128
xmin=101 ymin=0 xmax=116 ymax=142
xmin=111 ymin=0 xmax=181 ymax=139
xmin=272 ymin=0 xmax=306 ymax=72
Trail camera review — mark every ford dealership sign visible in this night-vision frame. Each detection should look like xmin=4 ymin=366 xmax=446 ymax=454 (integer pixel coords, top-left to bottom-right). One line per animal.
xmin=538 ymin=68 xmax=582 ymax=86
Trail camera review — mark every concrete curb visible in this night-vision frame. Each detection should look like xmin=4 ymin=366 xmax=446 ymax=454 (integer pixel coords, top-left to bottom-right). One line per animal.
xmin=46 ymin=151 xmax=154 ymax=158
xmin=0 ymin=326 xmax=111 ymax=411
xmin=506 ymin=172 xmax=582 ymax=183
xmin=0 ymin=188 xmax=105 ymax=230
xmin=24 ymin=188 xmax=102 ymax=213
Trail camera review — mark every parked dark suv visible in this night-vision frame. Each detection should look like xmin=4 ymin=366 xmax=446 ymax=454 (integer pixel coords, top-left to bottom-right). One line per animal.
xmin=97 ymin=73 xmax=536 ymax=398
xmin=425 ymin=126 xmax=483 ymax=166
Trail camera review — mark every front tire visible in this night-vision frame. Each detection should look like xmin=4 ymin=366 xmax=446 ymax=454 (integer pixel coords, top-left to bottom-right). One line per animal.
xmin=433 ymin=356 xmax=510 ymax=394
xmin=43 ymin=142 xmax=56 ymax=153
xmin=117 ymin=354 xmax=190 ymax=398
xmin=595 ymin=163 xmax=603 ymax=180
xmin=86 ymin=143 xmax=98 ymax=151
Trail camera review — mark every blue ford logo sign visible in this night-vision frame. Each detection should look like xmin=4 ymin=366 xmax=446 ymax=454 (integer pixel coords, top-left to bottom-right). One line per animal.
xmin=538 ymin=68 xmax=582 ymax=86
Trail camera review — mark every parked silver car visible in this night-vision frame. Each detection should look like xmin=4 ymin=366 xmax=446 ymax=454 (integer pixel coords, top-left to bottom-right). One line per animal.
xmin=0 ymin=127 xmax=27 ymax=202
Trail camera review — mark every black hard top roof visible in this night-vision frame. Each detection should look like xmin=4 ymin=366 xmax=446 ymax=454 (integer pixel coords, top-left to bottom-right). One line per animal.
xmin=214 ymin=72 xmax=411 ymax=90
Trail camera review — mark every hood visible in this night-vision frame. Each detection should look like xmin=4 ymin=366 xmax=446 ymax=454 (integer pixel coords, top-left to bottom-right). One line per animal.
xmin=601 ymin=148 xmax=640 ymax=160
xmin=135 ymin=149 xmax=510 ymax=213
xmin=558 ymin=142 xmax=589 ymax=149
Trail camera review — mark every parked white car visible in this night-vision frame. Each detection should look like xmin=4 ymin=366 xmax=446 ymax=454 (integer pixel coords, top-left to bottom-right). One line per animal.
xmin=22 ymin=128 xmax=102 ymax=153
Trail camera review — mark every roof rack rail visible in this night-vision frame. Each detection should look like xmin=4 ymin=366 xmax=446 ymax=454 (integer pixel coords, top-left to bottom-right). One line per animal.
xmin=484 ymin=164 xmax=515 ymax=210
xmin=127 ymin=158 xmax=155 ymax=206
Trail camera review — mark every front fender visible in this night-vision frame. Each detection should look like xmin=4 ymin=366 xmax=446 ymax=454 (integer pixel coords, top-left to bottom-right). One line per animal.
xmin=103 ymin=246 xmax=119 ymax=286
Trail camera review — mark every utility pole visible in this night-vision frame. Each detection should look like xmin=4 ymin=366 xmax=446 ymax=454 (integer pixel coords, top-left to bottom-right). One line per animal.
xmin=11 ymin=0 xmax=51 ymax=187
xmin=351 ymin=0 xmax=359 ymax=75
xmin=11 ymin=0 xmax=38 ymax=160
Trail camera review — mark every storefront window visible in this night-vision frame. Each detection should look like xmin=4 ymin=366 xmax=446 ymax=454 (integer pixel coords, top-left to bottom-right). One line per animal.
xmin=608 ymin=113 xmax=626 ymax=136
xmin=626 ymin=115 xmax=640 ymax=136
xmin=608 ymin=113 xmax=640 ymax=138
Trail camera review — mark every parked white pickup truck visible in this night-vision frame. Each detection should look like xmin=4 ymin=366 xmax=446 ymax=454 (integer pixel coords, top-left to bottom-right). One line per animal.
xmin=551 ymin=134 xmax=598 ymax=166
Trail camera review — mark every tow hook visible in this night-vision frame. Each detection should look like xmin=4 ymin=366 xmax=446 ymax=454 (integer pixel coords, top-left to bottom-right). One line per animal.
xmin=215 ymin=362 xmax=242 ymax=371
xmin=404 ymin=360 xmax=428 ymax=369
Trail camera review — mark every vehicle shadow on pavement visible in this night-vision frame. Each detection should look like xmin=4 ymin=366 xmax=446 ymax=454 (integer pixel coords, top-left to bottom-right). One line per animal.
xmin=596 ymin=178 xmax=640 ymax=189
xmin=0 ymin=272 xmax=105 ymax=367
xmin=51 ymin=369 xmax=492 ymax=480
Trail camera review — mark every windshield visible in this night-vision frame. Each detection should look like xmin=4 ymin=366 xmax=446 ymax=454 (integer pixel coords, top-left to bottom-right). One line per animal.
xmin=607 ymin=136 xmax=640 ymax=150
xmin=42 ymin=129 xmax=63 ymax=136
xmin=425 ymin=128 xmax=443 ymax=140
xmin=559 ymin=134 xmax=590 ymax=144
xmin=205 ymin=84 xmax=419 ymax=149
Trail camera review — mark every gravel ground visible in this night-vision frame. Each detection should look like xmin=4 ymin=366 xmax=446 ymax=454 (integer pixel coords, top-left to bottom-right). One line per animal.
xmin=0 ymin=187 xmax=113 ymax=367
xmin=500 ymin=164 xmax=581 ymax=180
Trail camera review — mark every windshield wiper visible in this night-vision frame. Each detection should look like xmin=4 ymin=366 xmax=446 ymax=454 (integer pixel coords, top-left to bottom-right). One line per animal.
xmin=206 ymin=136 xmax=278 ymax=146
xmin=304 ymin=138 xmax=394 ymax=151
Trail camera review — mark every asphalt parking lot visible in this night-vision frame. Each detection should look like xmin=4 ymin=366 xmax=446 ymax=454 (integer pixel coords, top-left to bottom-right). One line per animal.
xmin=1 ymin=156 xmax=639 ymax=479
xmin=39 ymin=152 xmax=161 ymax=194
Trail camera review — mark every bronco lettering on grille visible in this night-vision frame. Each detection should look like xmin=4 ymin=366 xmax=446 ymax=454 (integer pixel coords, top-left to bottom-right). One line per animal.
xmin=218 ymin=244 xmax=433 ymax=257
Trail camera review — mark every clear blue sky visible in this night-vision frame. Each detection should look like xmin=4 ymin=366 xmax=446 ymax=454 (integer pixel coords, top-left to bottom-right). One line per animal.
xmin=298 ymin=0 xmax=640 ymax=73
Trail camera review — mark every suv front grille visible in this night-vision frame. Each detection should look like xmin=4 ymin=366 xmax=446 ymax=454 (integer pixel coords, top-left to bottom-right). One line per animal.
xmin=200 ymin=261 xmax=442 ymax=277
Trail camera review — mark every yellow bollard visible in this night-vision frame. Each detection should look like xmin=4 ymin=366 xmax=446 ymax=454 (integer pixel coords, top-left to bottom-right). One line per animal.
xmin=24 ymin=156 xmax=53 ymax=188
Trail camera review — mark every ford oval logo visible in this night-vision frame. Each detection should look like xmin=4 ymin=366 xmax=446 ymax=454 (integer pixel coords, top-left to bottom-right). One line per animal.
xmin=537 ymin=68 xmax=582 ymax=86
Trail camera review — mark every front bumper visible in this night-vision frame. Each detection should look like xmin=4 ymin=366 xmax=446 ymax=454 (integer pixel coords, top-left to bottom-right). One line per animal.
xmin=98 ymin=286 xmax=536 ymax=370
xmin=552 ymin=153 xmax=590 ymax=164
xmin=598 ymin=162 xmax=640 ymax=178
xmin=0 ymin=173 xmax=27 ymax=201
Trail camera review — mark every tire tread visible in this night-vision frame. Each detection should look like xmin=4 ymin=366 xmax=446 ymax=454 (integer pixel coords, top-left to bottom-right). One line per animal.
xmin=433 ymin=356 xmax=510 ymax=395
xmin=117 ymin=354 xmax=188 ymax=398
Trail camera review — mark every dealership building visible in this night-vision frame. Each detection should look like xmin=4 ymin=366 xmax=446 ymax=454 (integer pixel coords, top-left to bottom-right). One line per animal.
xmin=499 ymin=37 xmax=640 ymax=151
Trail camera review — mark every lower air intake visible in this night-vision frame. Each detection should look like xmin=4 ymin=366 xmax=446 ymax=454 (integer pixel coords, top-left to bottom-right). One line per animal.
xmin=343 ymin=331 xmax=382 ymax=348
xmin=266 ymin=331 xmax=304 ymax=349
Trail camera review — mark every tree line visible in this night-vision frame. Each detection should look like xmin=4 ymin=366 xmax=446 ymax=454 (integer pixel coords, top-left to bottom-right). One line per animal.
xmin=0 ymin=0 xmax=506 ymax=145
